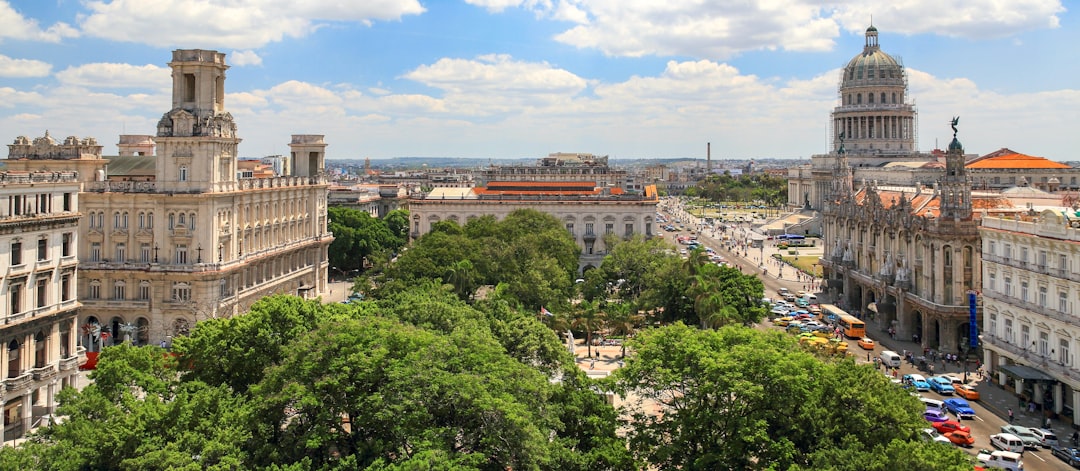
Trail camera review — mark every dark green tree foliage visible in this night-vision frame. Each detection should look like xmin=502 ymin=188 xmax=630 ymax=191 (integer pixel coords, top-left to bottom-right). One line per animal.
xmin=695 ymin=172 xmax=788 ymax=206
xmin=2 ymin=292 xmax=633 ymax=470
xmin=327 ymin=206 xmax=405 ymax=273
xmin=613 ymin=324 xmax=970 ymax=470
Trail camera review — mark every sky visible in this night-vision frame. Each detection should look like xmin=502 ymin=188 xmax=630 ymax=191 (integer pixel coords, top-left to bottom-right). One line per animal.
xmin=0 ymin=1 xmax=1077 ymax=161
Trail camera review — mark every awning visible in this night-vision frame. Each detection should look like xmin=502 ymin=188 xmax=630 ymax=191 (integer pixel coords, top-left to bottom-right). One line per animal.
xmin=999 ymin=364 xmax=1057 ymax=382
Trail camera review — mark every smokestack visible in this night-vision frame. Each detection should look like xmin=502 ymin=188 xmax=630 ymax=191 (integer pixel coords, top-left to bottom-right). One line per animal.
xmin=707 ymin=142 xmax=711 ymax=173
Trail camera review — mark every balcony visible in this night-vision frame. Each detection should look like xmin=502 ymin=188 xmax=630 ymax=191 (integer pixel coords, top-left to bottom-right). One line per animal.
xmin=30 ymin=364 xmax=57 ymax=382
xmin=59 ymin=356 xmax=80 ymax=372
xmin=984 ymin=335 xmax=1080 ymax=381
xmin=4 ymin=373 xmax=32 ymax=392
xmin=983 ymin=290 xmax=1076 ymax=327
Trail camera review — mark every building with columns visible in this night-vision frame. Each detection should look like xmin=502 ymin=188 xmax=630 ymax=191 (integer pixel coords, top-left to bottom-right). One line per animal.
xmin=5 ymin=49 xmax=333 ymax=351
xmin=0 ymin=171 xmax=85 ymax=441
xmin=408 ymin=181 xmax=658 ymax=273
xmin=819 ymin=124 xmax=992 ymax=354
xmin=980 ymin=210 xmax=1080 ymax=424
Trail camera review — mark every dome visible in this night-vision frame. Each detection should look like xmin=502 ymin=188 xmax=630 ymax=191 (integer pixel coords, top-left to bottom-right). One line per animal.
xmin=845 ymin=49 xmax=900 ymax=71
xmin=840 ymin=26 xmax=904 ymax=87
xmin=866 ymin=25 xmax=878 ymax=33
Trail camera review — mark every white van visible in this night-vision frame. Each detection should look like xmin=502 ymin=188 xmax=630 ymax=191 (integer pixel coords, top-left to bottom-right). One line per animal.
xmin=879 ymin=350 xmax=902 ymax=368
xmin=990 ymin=433 xmax=1026 ymax=454
xmin=920 ymin=397 xmax=945 ymax=411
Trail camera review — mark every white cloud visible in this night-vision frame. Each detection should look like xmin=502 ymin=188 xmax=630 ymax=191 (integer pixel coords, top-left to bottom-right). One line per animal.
xmin=230 ymin=50 xmax=262 ymax=67
xmin=0 ymin=54 xmax=51 ymax=77
xmin=472 ymin=1 xmax=1064 ymax=59
xmin=0 ymin=1 xmax=79 ymax=42
xmin=55 ymin=63 xmax=170 ymax=90
xmin=77 ymin=0 xmax=425 ymax=49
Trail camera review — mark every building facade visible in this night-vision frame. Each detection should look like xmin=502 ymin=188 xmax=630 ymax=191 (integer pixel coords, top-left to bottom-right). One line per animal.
xmin=820 ymin=125 xmax=982 ymax=354
xmin=980 ymin=210 xmax=1080 ymax=424
xmin=409 ymin=182 xmax=658 ymax=273
xmin=6 ymin=49 xmax=333 ymax=349
xmin=0 ymin=171 xmax=84 ymax=441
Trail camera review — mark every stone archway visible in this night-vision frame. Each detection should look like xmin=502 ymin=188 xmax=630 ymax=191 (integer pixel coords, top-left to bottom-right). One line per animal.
xmin=878 ymin=292 xmax=898 ymax=334
xmin=911 ymin=310 xmax=924 ymax=346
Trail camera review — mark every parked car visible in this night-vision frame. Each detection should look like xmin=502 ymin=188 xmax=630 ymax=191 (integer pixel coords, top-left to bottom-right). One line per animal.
xmin=1052 ymin=446 xmax=1080 ymax=468
xmin=954 ymin=383 xmax=980 ymax=401
xmin=902 ymin=374 xmax=931 ymax=392
xmin=1031 ymin=428 xmax=1060 ymax=448
xmin=990 ymin=433 xmax=1026 ymax=454
xmin=928 ymin=376 xmax=955 ymax=395
xmin=944 ymin=430 xmax=975 ymax=447
xmin=924 ymin=409 xmax=950 ymax=423
xmin=857 ymin=337 xmax=875 ymax=350
xmin=922 ymin=428 xmax=953 ymax=445
xmin=933 ymin=420 xmax=971 ymax=435
xmin=943 ymin=398 xmax=976 ymax=420
xmin=977 ymin=449 xmax=1024 ymax=471
xmin=1000 ymin=425 xmax=1043 ymax=450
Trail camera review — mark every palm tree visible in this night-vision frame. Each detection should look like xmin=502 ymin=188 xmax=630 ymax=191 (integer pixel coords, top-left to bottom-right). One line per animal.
xmin=444 ymin=259 xmax=476 ymax=301
xmin=604 ymin=301 xmax=643 ymax=358
xmin=571 ymin=299 xmax=605 ymax=358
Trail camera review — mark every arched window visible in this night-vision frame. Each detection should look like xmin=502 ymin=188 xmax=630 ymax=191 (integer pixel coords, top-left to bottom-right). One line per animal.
xmin=138 ymin=212 xmax=145 ymax=229
xmin=114 ymin=212 xmax=121 ymax=228
xmin=857 ymin=94 xmax=862 ymax=104
xmin=147 ymin=212 xmax=154 ymax=228
xmin=168 ymin=213 xmax=175 ymax=230
xmin=113 ymin=281 xmax=126 ymax=300
xmin=868 ymin=93 xmax=874 ymax=104
xmin=179 ymin=165 xmax=188 ymax=182
xmin=7 ymin=340 xmax=20 ymax=378
xmin=880 ymin=93 xmax=886 ymax=104
xmin=179 ymin=213 xmax=186 ymax=226
xmin=892 ymin=92 xmax=897 ymax=104
xmin=34 ymin=331 xmax=46 ymax=368
xmin=189 ymin=213 xmax=196 ymax=231
xmin=122 ymin=212 xmax=128 ymax=228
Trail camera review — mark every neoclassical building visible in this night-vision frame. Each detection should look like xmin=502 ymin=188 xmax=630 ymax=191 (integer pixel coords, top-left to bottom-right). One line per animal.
xmin=0 ymin=171 xmax=84 ymax=441
xmin=820 ymin=125 xmax=987 ymax=354
xmin=5 ymin=49 xmax=333 ymax=349
xmin=408 ymin=182 xmax=658 ymax=273
xmin=980 ymin=210 xmax=1080 ymax=424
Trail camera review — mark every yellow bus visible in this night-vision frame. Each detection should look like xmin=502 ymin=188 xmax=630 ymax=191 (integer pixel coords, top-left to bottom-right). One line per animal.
xmin=821 ymin=304 xmax=865 ymax=339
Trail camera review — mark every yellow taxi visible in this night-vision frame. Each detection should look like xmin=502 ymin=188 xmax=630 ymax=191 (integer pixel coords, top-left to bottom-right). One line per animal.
xmin=773 ymin=316 xmax=794 ymax=327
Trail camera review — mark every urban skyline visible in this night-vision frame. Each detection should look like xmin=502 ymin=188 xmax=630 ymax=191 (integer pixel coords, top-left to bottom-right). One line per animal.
xmin=0 ymin=1 xmax=1076 ymax=160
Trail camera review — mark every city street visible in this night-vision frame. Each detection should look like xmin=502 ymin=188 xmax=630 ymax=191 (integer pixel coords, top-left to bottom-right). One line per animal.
xmin=656 ymin=200 xmax=1076 ymax=470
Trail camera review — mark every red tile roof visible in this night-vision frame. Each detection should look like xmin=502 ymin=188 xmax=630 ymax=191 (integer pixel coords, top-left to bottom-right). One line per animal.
xmin=966 ymin=150 xmax=1070 ymax=169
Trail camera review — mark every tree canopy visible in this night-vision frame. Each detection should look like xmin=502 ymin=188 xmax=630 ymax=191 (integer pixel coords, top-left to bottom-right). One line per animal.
xmin=327 ymin=206 xmax=407 ymax=275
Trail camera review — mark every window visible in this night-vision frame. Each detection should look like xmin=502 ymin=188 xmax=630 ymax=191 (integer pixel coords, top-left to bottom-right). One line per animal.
xmin=988 ymin=272 xmax=996 ymax=292
xmin=1004 ymin=244 xmax=1012 ymax=260
xmin=89 ymin=281 xmax=100 ymax=299
xmin=34 ymin=332 xmax=46 ymax=368
xmin=605 ymin=223 xmax=614 ymax=234
xmin=868 ymin=93 xmax=874 ymax=103
xmin=1021 ymin=247 xmax=1029 ymax=264
xmin=179 ymin=165 xmax=188 ymax=182
xmin=1061 ymin=291 xmax=1069 ymax=313
xmin=1061 ymin=339 xmax=1071 ymax=365
xmin=220 ymin=279 xmax=229 ymax=298
xmin=113 ymin=281 xmax=126 ymax=300
xmin=857 ymin=94 xmax=862 ymax=104
xmin=122 ymin=212 xmax=128 ymax=229
xmin=585 ymin=222 xmax=594 ymax=236
xmin=880 ymin=92 xmax=886 ymax=103
xmin=147 ymin=212 xmax=154 ymax=229
xmin=1061 ymin=254 xmax=1069 ymax=273
xmin=90 ymin=242 xmax=101 ymax=262
xmin=8 ymin=340 xmax=20 ymax=378
xmin=1021 ymin=325 xmax=1030 ymax=350
xmin=175 ymin=245 xmax=188 ymax=264
xmin=139 ymin=282 xmax=151 ymax=301
xmin=1021 ymin=281 xmax=1029 ymax=303
xmin=37 ymin=238 xmax=47 ymax=261
xmin=1040 ymin=331 xmax=1049 ymax=356
xmin=62 ymin=233 xmax=72 ymax=257
xmin=114 ymin=212 xmax=121 ymax=229
xmin=63 ymin=192 xmax=72 ymax=211
xmin=61 ymin=274 xmax=71 ymax=302
xmin=566 ymin=223 xmax=574 ymax=236
xmin=172 ymin=283 xmax=191 ymax=302
xmin=1004 ymin=276 xmax=1012 ymax=297
xmin=1039 ymin=286 xmax=1047 ymax=307
xmin=139 ymin=212 xmax=145 ymax=229
xmin=36 ymin=278 xmax=47 ymax=308
xmin=989 ymin=313 xmax=997 ymax=336
xmin=115 ymin=243 xmax=126 ymax=263
xmin=624 ymin=223 xmax=633 ymax=237
xmin=1039 ymin=250 xmax=1047 ymax=268
xmin=179 ymin=213 xmax=186 ymax=226
xmin=141 ymin=243 xmax=151 ymax=263
xmin=11 ymin=241 xmax=22 ymax=265
xmin=168 ymin=213 xmax=175 ymax=230
xmin=891 ymin=92 xmax=897 ymax=104
xmin=1004 ymin=319 xmax=1013 ymax=343
xmin=9 ymin=282 xmax=21 ymax=314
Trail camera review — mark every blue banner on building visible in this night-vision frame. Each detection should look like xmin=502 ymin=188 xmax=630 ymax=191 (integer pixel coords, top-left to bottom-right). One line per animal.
xmin=969 ymin=292 xmax=978 ymax=348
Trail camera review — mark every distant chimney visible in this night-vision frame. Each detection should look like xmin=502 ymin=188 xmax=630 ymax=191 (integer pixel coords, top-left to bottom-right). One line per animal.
xmin=707 ymin=142 xmax=711 ymax=174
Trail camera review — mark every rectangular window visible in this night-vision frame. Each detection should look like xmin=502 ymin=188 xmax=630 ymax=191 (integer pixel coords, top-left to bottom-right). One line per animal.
xmin=113 ymin=283 xmax=125 ymax=300
xmin=115 ymin=243 xmax=126 ymax=263
xmin=988 ymin=272 xmax=996 ymax=292
xmin=1061 ymin=339 xmax=1071 ymax=365
xmin=90 ymin=242 xmax=101 ymax=262
xmin=10 ymin=282 xmax=22 ymax=314
xmin=63 ymin=192 xmax=72 ymax=211
xmin=1021 ymin=281 xmax=1029 ymax=303
xmin=566 ymin=223 xmax=574 ymax=236
xmin=1039 ymin=286 xmax=1047 ymax=307
xmin=11 ymin=241 xmax=22 ymax=265
xmin=1005 ymin=319 xmax=1013 ymax=343
xmin=1039 ymin=250 xmax=1047 ymax=268
xmin=605 ymin=223 xmax=614 ymax=234
xmin=1061 ymin=291 xmax=1069 ymax=313
xmin=1004 ymin=277 xmax=1012 ymax=297
xmin=139 ymin=283 xmax=150 ymax=301
xmin=37 ymin=238 xmax=47 ymax=261
xmin=989 ymin=313 xmax=997 ymax=336
xmin=624 ymin=223 xmax=633 ymax=237
xmin=176 ymin=245 xmax=188 ymax=264
xmin=1039 ymin=331 xmax=1049 ymax=356
xmin=1061 ymin=254 xmax=1069 ymax=273
xmin=585 ymin=222 xmax=594 ymax=236
xmin=141 ymin=243 xmax=151 ymax=263
xmin=36 ymin=278 xmax=47 ymax=308
xmin=1004 ymin=244 xmax=1012 ymax=260
xmin=988 ymin=240 xmax=996 ymax=256
xmin=1021 ymin=325 xmax=1030 ymax=350
xmin=172 ymin=284 xmax=191 ymax=302
xmin=89 ymin=283 xmax=100 ymax=300
xmin=61 ymin=275 xmax=71 ymax=302
xmin=1021 ymin=247 xmax=1029 ymax=263
xmin=62 ymin=233 xmax=72 ymax=257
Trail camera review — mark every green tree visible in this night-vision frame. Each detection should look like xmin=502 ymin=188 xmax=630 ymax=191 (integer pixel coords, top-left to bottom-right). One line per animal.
xmin=327 ymin=206 xmax=405 ymax=274
xmin=571 ymin=300 xmax=605 ymax=358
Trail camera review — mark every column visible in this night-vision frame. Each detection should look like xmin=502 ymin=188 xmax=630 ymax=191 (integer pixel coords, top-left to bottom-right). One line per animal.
xmin=1073 ymin=390 xmax=1080 ymax=427
xmin=1034 ymin=382 xmax=1044 ymax=407
xmin=1054 ymin=383 xmax=1063 ymax=414
xmin=1015 ymin=378 xmax=1024 ymax=400
xmin=47 ymin=382 xmax=57 ymax=415
xmin=21 ymin=393 xmax=31 ymax=437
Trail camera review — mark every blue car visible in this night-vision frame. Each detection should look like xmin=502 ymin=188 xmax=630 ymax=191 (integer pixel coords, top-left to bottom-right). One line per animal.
xmin=902 ymin=374 xmax=932 ymax=392
xmin=943 ymin=398 xmax=976 ymax=419
xmin=929 ymin=376 xmax=955 ymax=395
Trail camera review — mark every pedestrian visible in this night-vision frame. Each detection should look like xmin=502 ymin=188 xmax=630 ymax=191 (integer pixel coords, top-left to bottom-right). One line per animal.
xmin=1029 ymin=401 xmax=1036 ymax=414
xmin=1046 ymin=417 xmax=1052 ymax=429
xmin=1008 ymin=408 xmax=1014 ymax=423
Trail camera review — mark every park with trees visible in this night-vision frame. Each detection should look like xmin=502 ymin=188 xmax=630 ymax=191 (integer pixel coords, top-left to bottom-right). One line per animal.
xmin=0 ymin=209 xmax=974 ymax=470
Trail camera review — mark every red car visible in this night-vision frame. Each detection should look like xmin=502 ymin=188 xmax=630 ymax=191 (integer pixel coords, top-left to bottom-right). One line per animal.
xmin=944 ymin=430 xmax=975 ymax=447
xmin=933 ymin=420 xmax=971 ymax=435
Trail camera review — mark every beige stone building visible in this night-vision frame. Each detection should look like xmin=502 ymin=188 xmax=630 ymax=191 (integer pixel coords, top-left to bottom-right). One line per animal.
xmin=5 ymin=49 xmax=332 ymax=348
xmin=0 ymin=171 xmax=84 ymax=441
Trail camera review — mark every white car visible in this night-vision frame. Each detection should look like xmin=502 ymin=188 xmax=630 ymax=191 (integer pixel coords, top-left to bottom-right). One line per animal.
xmin=921 ymin=428 xmax=952 ymax=445
xmin=1030 ymin=428 xmax=1059 ymax=448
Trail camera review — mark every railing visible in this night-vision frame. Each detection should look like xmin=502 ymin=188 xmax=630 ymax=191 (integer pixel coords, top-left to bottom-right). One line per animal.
xmin=984 ymin=335 xmax=1080 ymax=379
xmin=983 ymin=290 xmax=1077 ymax=327
xmin=59 ymin=356 xmax=80 ymax=372
xmin=985 ymin=254 xmax=1079 ymax=283
xmin=5 ymin=372 xmax=32 ymax=391
xmin=30 ymin=364 xmax=57 ymax=382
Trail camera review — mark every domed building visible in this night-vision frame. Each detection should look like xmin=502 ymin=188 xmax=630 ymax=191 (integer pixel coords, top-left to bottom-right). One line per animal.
xmin=831 ymin=26 xmax=917 ymax=156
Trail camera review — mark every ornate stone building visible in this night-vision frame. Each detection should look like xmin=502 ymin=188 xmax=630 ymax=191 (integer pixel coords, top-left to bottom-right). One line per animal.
xmin=0 ymin=171 xmax=84 ymax=441
xmin=409 ymin=181 xmax=658 ymax=273
xmin=980 ymin=210 xmax=1080 ymax=424
xmin=5 ymin=49 xmax=333 ymax=348
xmin=820 ymin=124 xmax=984 ymax=353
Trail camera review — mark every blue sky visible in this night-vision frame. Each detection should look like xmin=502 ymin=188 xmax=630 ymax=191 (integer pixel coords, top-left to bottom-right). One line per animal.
xmin=0 ymin=0 xmax=1076 ymax=160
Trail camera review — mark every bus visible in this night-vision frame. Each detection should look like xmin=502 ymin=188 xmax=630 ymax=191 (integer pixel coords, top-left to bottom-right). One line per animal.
xmin=821 ymin=304 xmax=865 ymax=339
